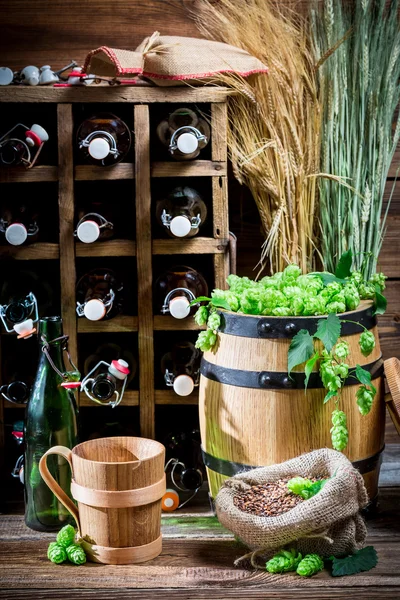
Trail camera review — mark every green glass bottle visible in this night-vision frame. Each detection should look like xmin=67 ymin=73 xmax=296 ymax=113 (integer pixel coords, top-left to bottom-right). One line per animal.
xmin=24 ymin=316 xmax=79 ymax=531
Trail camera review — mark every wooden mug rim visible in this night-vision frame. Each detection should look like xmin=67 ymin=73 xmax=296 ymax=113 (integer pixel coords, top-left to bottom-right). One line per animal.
xmin=71 ymin=436 xmax=165 ymax=465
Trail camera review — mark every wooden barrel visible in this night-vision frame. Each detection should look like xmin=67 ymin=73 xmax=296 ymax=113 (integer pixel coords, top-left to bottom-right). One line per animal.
xmin=40 ymin=437 xmax=166 ymax=564
xmin=199 ymin=301 xmax=385 ymax=501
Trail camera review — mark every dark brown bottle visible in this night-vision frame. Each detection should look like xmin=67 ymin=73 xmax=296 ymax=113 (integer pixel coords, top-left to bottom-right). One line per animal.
xmin=76 ymin=113 xmax=132 ymax=167
xmin=156 ymin=186 xmax=207 ymax=238
xmin=161 ymin=341 xmax=201 ymax=396
xmin=0 ymin=203 xmax=39 ymax=246
xmin=76 ymin=269 xmax=123 ymax=321
xmin=0 ymin=123 xmax=49 ymax=167
xmin=156 ymin=108 xmax=210 ymax=160
xmin=155 ymin=265 xmax=208 ymax=320
xmin=75 ymin=201 xmax=114 ymax=244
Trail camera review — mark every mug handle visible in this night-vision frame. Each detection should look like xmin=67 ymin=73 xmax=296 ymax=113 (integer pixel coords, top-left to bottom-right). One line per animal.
xmin=39 ymin=446 xmax=81 ymax=534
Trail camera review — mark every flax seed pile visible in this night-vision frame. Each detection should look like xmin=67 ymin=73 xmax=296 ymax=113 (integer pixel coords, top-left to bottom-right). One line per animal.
xmin=234 ymin=478 xmax=315 ymax=517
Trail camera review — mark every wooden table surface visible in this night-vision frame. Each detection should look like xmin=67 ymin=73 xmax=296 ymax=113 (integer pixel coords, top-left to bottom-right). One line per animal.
xmin=1 ymin=446 xmax=399 ymax=600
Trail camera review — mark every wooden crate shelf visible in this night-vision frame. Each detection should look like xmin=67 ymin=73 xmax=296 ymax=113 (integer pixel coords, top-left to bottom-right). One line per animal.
xmin=153 ymin=237 xmax=228 ymax=255
xmin=75 ymin=163 xmax=134 ymax=181
xmin=151 ymin=161 xmax=227 ymax=178
xmin=155 ymin=390 xmax=199 ymax=405
xmin=0 ymin=86 xmax=229 ymax=443
xmin=0 ymin=243 xmax=59 ymax=260
xmin=79 ymin=389 xmax=139 ymax=407
xmin=75 ymin=239 xmax=136 ymax=257
xmin=77 ymin=315 xmax=138 ymax=333
xmin=153 ymin=316 xmax=206 ymax=331
xmin=0 ymin=165 xmax=58 ymax=183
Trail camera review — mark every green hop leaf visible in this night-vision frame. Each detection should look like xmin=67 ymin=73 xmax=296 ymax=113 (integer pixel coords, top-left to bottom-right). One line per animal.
xmin=359 ymin=330 xmax=375 ymax=357
xmin=56 ymin=524 xmax=76 ymax=548
xmin=48 ymin=542 xmax=67 ymax=564
xmin=324 ymin=390 xmax=338 ymax=404
xmin=335 ymin=250 xmax=353 ymax=279
xmin=288 ymin=330 xmax=314 ymax=376
xmin=189 ymin=296 xmax=211 ymax=306
xmin=355 ymin=364 xmax=376 ymax=393
xmin=66 ymin=543 xmax=87 ymax=565
xmin=330 ymin=546 xmax=378 ymax=577
xmin=334 ymin=340 xmax=350 ymax=360
xmin=356 ymin=385 xmax=375 ymax=416
xmin=330 ymin=409 xmax=349 ymax=451
xmin=207 ymin=312 xmax=221 ymax=332
xmin=373 ymin=288 xmax=387 ymax=316
xmin=304 ymin=352 xmax=320 ymax=390
xmin=314 ymin=314 xmax=341 ymax=353
xmin=194 ymin=305 xmax=209 ymax=327
xmin=266 ymin=548 xmax=302 ymax=573
xmin=296 ymin=553 xmax=324 ymax=577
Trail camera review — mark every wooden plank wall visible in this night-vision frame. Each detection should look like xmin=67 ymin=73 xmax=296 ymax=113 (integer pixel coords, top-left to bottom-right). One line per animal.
xmin=0 ymin=0 xmax=399 ymax=430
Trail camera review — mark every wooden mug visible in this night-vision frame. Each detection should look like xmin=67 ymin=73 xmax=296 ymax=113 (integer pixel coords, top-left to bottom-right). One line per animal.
xmin=39 ymin=436 xmax=166 ymax=564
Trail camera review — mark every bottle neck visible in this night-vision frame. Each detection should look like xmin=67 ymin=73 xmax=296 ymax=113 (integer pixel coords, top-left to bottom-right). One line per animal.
xmin=38 ymin=317 xmax=67 ymax=374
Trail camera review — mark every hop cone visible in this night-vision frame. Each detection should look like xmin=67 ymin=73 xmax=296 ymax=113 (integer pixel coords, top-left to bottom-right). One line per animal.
xmin=331 ymin=409 xmax=349 ymax=451
xmin=194 ymin=306 xmax=209 ymax=327
xmin=66 ymin=543 xmax=87 ymax=565
xmin=296 ymin=553 xmax=324 ymax=577
xmin=359 ymin=331 xmax=375 ymax=357
xmin=47 ymin=542 xmax=67 ymax=564
xmin=287 ymin=477 xmax=312 ymax=496
xmin=56 ymin=524 xmax=76 ymax=548
xmin=266 ymin=549 xmax=302 ymax=573
xmin=356 ymin=385 xmax=374 ymax=416
xmin=207 ymin=312 xmax=221 ymax=332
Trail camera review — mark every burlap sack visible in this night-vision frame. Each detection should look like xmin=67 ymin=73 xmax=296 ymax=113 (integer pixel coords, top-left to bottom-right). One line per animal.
xmin=83 ymin=32 xmax=268 ymax=85
xmin=137 ymin=33 xmax=268 ymax=86
xmin=216 ymin=449 xmax=369 ymax=566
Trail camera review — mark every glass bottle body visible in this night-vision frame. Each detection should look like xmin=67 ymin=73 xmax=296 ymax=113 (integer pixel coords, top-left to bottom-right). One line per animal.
xmin=161 ymin=341 xmax=201 ymax=396
xmin=156 ymin=186 xmax=207 ymax=238
xmin=75 ymin=201 xmax=115 ymax=244
xmin=76 ymin=113 xmax=131 ymax=167
xmin=156 ymin=108 xmax=210 ymax=161
xmin=24 ymin=317 xmax=79 ymax=531
xmin=76 ymin=268 xmax=123 ymax=321
xmin=155 ymin=265 xmax=208 ymax=319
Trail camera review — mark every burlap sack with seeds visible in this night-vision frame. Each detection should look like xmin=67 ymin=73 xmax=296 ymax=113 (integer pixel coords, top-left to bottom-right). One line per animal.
xmin=216 ymin=449 xmax=369 ymax=564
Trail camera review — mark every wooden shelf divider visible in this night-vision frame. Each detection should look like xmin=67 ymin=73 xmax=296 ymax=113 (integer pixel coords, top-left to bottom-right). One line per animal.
xmin=0 ymin=165 xmax=58 ymax=183
xmin=135 ymin=104 xmax=155 ymax=439
xmin=58 ymin=104 xmax=78 ymax=365
xmin=75 ymin=239 xmax=136 ymax=257
xmin=77 ymin=315 xmax=138 ymax=333
xmin=0 ymin=243 xmax=59 ymax=260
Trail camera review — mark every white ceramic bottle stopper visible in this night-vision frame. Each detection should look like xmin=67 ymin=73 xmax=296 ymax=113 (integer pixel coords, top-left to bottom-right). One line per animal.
xmin=169 ymin=215 xmax=192 ymax=238
xmin=108 ymin=359 xmax=130 ymax=380
xmin=176 ymin=132 xmax=198 ymax=154
xmin=25 ymin=124 xmax=49 ymax=147
xmin=83 ymin=299 xmax=107 ymax=321
xmin=13 ymin=319 xmax=36 ymax=339
xmin=76 ymin=220 xmax=101 ymax=243
xmin=173 ymin=374 xmax=194 ymax=396
xmin=5 ymin=223 xmax=28 ymax=246
xmin=169 ymin=296 xmax=190 ymax=319
xmin=88 ymin=137 xmax=111 ymax=160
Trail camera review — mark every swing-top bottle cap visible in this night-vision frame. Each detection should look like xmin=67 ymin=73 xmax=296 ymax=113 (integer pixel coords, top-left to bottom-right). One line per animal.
xmin=176 ymin=132 xmax=198 ymax=154
xmin=84 ymin=299 xmax=106 ymax=321
xmin=88 ymin=137 xmax=110 ymax=160
xmin=109 ymin=359 xmax=130 ymax=380
xmin=173 ymin=374 xmax=194 ymax=396
xmin=170 ymin=215 xmax=191 ymax=238
xmin=169 ymin=296 xmax=190 ymax=319
xmin=77 ymin=220 xmax=100 ymax=243
xmin=162 ymin=489 xmax=180 ymax=512
xmin=26 ymin=124 xmax=49 ymax=147
xmin=0 ymin=67 xmax=13 ymax=86
xmin=13 ymin=319 xmax=36 ymax=339
xmin=5 ymin=223 xmax=27 ymax=246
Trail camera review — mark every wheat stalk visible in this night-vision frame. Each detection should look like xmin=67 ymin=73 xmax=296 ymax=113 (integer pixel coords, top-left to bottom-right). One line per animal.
xmin=192 ymin=0 xmax=321 ymax=274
